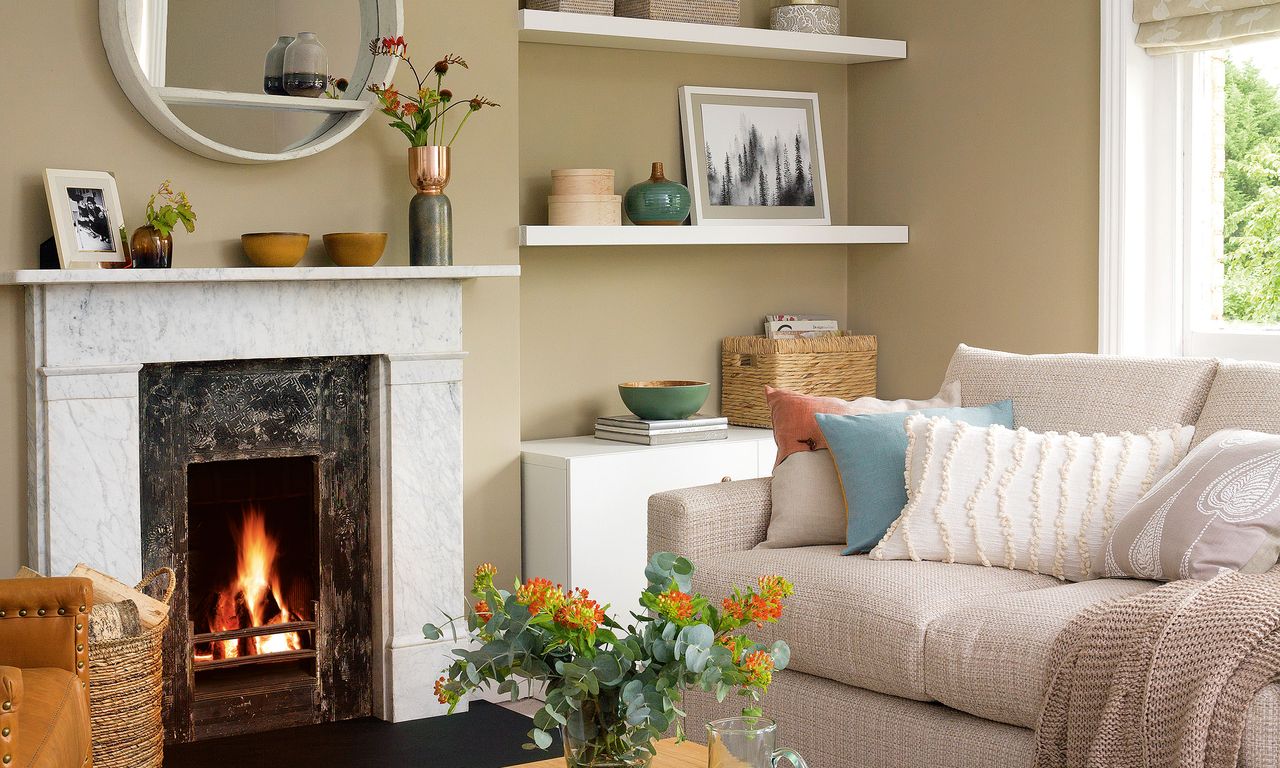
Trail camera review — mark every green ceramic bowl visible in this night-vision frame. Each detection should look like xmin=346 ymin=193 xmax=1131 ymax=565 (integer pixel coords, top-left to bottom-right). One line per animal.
xmin=618 ymin=380 xmax=710 ymax=421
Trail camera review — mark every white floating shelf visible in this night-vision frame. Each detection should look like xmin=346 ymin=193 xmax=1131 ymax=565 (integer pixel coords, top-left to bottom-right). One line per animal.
xmin=519 ymin=225 xmax=908 ymax=247
xmin=158 ymin=87 xmax=371 ymax=113
xmin=517 ymin=9 xmax=906 ymax=64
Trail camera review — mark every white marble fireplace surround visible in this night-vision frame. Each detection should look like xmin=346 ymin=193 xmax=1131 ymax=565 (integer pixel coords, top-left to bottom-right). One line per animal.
xmin=4 ymin=265 xmax=519 ymax=723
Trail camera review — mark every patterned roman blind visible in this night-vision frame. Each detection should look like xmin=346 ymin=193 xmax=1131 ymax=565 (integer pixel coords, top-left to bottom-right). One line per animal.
xmin=1135 ymin=0 xmax=1280 ymax=54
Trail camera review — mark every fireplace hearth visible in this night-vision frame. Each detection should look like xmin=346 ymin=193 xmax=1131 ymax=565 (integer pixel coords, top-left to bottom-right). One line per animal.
xmin=141 ymin=358 xmax=372 ymax=743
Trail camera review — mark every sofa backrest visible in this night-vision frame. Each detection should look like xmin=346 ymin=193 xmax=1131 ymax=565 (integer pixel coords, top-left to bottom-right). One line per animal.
xmin=1193 ymin=359 xmax=1280 ymax=445
xmin=943 ymin=344 xmax=1219 ymax=434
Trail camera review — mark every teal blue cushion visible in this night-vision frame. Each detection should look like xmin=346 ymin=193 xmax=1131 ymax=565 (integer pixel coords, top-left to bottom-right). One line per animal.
xmin=816 ymin=401 xmax=1014 ymax=554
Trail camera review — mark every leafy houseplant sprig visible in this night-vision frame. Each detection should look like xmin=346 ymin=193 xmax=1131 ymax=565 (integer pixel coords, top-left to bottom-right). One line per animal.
xmin=426 ymin=554 xmax=794 ymax=766
xmin=144 ymin=180 xmax=196 ymax=238
xmin=366 ymin=37 xmax=500 ymax=147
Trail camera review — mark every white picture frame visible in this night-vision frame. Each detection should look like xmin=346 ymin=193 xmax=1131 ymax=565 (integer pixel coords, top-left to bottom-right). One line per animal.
xmin=679 ymin=86 xmax=831 ymax=226
xmin=43 ymin=169 xmax=129 ymax=268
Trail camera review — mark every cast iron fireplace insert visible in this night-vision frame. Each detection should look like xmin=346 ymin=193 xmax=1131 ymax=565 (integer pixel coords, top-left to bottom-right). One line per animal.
xmin=140 ymin=357 xmax=372 ymax=743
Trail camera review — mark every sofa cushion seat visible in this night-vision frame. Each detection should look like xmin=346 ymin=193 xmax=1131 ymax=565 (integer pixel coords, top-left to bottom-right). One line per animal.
xmin=689 ymin=546 xmax=1060 ymax=701
xmin=922 ymin=578 xmax=1158 ymax=727
xmin=14 ymin=667 xmax=91 ymax=768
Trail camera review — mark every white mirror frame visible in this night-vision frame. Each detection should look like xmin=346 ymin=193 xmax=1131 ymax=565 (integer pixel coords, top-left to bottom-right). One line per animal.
xmin=100 ymin=0 xmax=403 ymax=164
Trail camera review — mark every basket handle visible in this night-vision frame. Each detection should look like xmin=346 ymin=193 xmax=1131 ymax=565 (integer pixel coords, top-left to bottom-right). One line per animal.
xmin=135 ymin=567 xmax=176 ymax=607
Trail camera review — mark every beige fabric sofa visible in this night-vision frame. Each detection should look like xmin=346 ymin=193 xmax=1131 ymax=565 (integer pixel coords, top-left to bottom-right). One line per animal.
xmin=649 ymin=346 xmax=1280 ymax=768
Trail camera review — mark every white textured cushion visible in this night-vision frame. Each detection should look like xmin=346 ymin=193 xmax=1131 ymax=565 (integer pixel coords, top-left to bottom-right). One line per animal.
xmin=1194 ymin=359 xmax=1280 ymax=446
xmin=944 ymin=344 xmax=1217 ymax=434
xmin=871 ymin=416 xmax=1195 ymax=581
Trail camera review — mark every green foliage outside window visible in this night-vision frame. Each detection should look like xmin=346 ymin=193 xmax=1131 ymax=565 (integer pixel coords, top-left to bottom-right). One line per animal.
xmin=1224 ymin=58 xmax=1280 ymax=323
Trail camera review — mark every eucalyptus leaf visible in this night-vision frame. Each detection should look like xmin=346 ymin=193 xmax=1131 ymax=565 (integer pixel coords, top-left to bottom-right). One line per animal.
xmin=422 ymin=623 xmax=443 ymax=640
xmin=531 ymin=728 xmax=553 ymax=750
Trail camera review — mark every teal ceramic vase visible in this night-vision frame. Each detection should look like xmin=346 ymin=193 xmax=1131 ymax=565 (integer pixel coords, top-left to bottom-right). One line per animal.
xmin=624 ymin=162 xmax=691 ymax=226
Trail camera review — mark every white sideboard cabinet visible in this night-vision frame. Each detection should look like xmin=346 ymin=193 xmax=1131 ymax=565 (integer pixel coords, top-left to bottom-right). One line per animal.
xmin=521 ymin=427 xmax=776 ymax=621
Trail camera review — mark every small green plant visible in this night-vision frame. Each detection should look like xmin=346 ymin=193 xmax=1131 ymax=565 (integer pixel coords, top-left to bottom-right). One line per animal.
xmin=143 ymin=180 xmax=196 ymax=237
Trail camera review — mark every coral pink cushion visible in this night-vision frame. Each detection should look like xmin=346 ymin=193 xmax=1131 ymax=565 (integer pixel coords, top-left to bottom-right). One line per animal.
xmin=766 ymin=382 xmax=961 ymax=466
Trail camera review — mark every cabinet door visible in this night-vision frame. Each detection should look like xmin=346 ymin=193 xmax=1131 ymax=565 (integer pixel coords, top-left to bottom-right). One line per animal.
xmin=568 ymin=443 xmax=762 ymax=622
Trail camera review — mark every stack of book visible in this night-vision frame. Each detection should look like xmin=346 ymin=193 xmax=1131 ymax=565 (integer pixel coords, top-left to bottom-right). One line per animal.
xmin=594 ymin=414 xmax=729 ymax=445
xmin=764 ymin=313 xmax=840 ymax=339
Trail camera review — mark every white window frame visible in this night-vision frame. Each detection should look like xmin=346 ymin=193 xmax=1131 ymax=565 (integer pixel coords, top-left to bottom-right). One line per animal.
xmin=1099 ymin=0 xmax=1280 ymax=362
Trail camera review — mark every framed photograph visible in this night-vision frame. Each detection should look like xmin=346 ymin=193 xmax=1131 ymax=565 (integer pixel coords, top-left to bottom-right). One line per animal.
xmin=679 ymin=86 xmax=830 ymax=226
xmin=43 ymin=169 xmax=128 ymax=268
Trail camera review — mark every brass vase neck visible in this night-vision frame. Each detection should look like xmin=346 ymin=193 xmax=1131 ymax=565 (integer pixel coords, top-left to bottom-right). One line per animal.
xmin=409 ymin=145 xmax=452 ymax=194
xmin=650 ymin=162 xmax=667 ymax=182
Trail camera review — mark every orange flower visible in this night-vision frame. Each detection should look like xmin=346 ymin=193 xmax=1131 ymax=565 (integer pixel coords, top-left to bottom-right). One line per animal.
xmin=757 ymin=575 xmax=794 ymax=601
xmin=474 ymin=600 xmax=493 ymax=622
xmin=517 ymin=577 xmax=566 ymax=616
xmin=553 ymin=588 xmax=604 ymax=633
xmin=403 ymin=103 xmax=419 ymax=116
xmin=742 ymin=650 xmax=775 ymax=687
xmin=434 ymin=675 xmax=459 ymax=705
xmin=655 ymin=587 xmax=694 ymax=622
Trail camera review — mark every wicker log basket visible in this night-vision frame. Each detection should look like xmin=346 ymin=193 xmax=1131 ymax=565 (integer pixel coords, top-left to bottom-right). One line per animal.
xmin=88 ymin=567 xmax=174 ymax=768
xmin=721 ymin=333 xmax=877 ymax=427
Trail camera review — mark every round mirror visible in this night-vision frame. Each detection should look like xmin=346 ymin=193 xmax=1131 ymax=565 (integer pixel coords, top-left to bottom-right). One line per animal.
xmin=101 ymin=0 xmax=402 ymax=164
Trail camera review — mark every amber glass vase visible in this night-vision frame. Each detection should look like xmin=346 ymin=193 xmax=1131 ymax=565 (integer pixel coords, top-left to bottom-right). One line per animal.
xmin=130 ymin=226 xmax=173 ymax=269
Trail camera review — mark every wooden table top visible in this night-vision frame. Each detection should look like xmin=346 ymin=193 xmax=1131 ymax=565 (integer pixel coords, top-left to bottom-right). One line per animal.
xmin=511 ymin=738 xmax=707 ymax=767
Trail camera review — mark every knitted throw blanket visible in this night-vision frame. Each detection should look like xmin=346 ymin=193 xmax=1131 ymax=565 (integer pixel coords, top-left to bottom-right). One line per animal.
xmin=1034 ymin=570 xmax=1280 ymax=768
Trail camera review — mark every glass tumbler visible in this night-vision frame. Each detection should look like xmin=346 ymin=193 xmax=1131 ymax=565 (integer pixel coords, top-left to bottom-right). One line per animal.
xmin=706 ymin=718 xmax=808 ymax=768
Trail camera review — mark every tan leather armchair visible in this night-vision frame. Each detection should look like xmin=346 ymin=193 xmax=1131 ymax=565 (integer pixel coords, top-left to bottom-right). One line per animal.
xmin=0 ymin=578 xmax=93 ymax=768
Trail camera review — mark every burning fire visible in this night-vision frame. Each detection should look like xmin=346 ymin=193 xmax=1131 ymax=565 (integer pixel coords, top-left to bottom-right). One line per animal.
xmin=194 ymin=505 xmax=305 ymax=663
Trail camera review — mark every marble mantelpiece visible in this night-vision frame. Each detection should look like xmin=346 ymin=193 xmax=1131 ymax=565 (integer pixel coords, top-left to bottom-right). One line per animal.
xmin=12 ymin=265 xmax=518 ymax=723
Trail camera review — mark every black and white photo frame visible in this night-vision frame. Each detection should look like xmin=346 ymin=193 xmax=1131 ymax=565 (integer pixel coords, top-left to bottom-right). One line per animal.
xmin=43 ymin=168 xmax=128 ymax=268
xmin=679 ymin=86 xmax=830 ymax=226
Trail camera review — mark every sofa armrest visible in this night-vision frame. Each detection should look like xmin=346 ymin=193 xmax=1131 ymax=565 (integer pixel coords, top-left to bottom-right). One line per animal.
xmin=1 ymin=666 xmax=19 ymax=768
xmin=649 ymin=477 xmax=772 ymax=562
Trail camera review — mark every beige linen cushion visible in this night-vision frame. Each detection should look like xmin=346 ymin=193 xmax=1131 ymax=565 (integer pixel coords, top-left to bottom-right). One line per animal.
xmin=757 ymin=451 xmax=846 ymax=548
xmin=1104 ymin=429 xmax=1280 ymax=581
xmin=1194 ymin=359 xmax=1280 ymax=446
xmin=944 ymin=344 xmax=1217 ymax=433
xmin=760 ymin=383 xmax=961 ymax=548
xmin=871 ymin=416 xmax=1194 ymax=581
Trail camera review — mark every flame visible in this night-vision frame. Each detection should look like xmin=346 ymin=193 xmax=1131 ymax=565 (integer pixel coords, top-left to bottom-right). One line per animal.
xmin=197 ymin=504 xmax=305 ymax=662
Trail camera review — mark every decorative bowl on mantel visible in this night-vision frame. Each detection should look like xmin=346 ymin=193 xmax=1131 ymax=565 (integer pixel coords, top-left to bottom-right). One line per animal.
xmin=241 ymin=232 xmax=309 ymax=267
xmin=323 ymin=232 xmax=388 ymax=267
xmin=618 ymin=380 xmax=711 ymax=420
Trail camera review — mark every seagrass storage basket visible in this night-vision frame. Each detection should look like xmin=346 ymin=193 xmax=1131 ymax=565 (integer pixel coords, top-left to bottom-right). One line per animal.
xmin=616 ymin=0 xmax=740 ymax=25
xmin=88 ymin=568 xmax=174 ymax=768
xmin=721 ymin=333 xmax=877 ymax=427
xmin=527 ymin=0 xmax=615 ymax=14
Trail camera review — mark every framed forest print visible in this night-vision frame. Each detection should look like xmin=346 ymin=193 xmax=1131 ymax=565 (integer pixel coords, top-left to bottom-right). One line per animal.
xmin=679 ymin=86 xmax=830 ymax=226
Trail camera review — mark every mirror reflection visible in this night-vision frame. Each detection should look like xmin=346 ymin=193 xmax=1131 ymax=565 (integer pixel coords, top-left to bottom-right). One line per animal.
xmin=129 ymin=0 xmax=363 ymax=154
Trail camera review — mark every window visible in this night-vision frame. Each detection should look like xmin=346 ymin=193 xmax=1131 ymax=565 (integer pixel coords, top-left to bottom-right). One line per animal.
xmin=1101 ymin=2 xmax=1280 ymax=362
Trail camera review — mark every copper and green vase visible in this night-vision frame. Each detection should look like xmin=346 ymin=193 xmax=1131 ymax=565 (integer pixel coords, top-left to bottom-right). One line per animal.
xmin=624 ymin=162 xmax=691 ymax=226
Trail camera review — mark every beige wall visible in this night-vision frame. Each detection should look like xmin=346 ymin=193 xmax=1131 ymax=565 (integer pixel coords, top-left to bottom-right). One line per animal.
xmin=846 ymin=1 xmax=1101 ymax=398
xmin=518 ymin=0 xmax=853 ymax=439
xmin=0 ymin=2 xmax=521 ymax=579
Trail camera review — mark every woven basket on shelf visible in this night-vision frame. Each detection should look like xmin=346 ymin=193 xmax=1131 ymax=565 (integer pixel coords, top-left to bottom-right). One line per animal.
xmin=615 ymin=0 xmax=740 ymax=25
xmin=88 ymin=568 xmax=174 ymax=768
xmin=527 ymin=0 xmax=615 ymax=14
xmin=722 ymin=333 xmax=877 ymax=427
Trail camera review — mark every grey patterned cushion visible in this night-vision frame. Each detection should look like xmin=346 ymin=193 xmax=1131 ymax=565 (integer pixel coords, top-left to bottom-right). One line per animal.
xmin=1105 ymin=429 xmax=1280 ymax=581
xmin=943 ymin=344 xmax=1218 ymax=434
xmin=1194 ymin=360 xmax=1280 ymax=446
